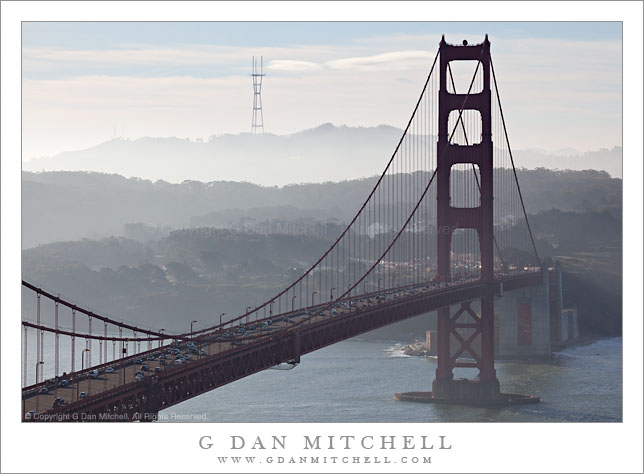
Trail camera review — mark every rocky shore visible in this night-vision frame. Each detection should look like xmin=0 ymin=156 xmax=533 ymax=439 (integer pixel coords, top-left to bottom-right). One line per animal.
xmin=402 ymin=341 xmax=431 ymax=357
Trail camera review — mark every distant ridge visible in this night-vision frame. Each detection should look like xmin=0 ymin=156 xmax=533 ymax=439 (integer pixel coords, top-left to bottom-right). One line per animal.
xmin=24 ymin=123 xmax=622 ymax=185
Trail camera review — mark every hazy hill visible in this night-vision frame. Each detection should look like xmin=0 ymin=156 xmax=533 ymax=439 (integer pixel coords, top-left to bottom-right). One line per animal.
xmin=21 ymin=206 xmax=622 ymax=336
xmin=22 ymin=168 xmax=621 ymax=248
xmin=24 ymin=124 xmax=622 ymax=185
xmin=513 ymin=147 xmax=622 ymax=179
xmin=24 ymin=124 xmax=403 ymax=186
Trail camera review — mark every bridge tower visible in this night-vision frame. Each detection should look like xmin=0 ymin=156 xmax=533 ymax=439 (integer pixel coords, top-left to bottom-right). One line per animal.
xmin=433 ymin=35 xmax=500 ymax=400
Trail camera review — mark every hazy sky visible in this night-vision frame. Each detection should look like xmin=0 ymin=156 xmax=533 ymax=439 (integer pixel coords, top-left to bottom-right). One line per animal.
xmin=22 ymin=21 xmax=622 ymax=160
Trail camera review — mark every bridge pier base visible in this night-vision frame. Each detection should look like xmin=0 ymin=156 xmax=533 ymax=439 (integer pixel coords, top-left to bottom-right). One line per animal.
xmin=431 ymin=377 xmax=500 ymax=401
xmin=394 ymin=388 xmax=539 ymax=406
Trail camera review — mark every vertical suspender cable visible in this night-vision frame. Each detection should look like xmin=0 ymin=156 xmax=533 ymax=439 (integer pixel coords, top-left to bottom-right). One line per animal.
xmin=36 ymin=292 xmax=41 ymax=383
xmin=491 ymin=56 xmax=540 ymax=265
xmin=71 ymin=309 xmax=76 ymax=375
xmin=105 ymin=322 xmax=109 ymax=362
xmin=23 ymin=326 xmax=28 ymax=387
xmin=55 ymin=298 xmax=59 ymax=378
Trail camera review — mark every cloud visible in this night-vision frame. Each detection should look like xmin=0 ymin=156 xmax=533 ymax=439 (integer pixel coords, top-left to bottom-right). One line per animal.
xmin=23 ymin=45 xmax=230 ymax=66
xmin=22 ymin=44 xmax=341 ymax=77
xmin=268 ymin=60 xmax=322 ymax=72
xmin=326 ymin=50 xmax=434 ymax=71
xmin=22 ymin=45 xmax=439 ymax=77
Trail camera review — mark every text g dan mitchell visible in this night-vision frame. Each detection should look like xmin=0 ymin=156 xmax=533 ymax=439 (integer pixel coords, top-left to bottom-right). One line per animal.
xmin=198 ymin=434 xmax=452 ymax=451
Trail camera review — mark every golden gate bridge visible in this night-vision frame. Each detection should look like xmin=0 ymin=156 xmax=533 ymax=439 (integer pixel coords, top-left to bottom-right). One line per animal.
xmin=21 ymin=35 xmax=549 ymax=421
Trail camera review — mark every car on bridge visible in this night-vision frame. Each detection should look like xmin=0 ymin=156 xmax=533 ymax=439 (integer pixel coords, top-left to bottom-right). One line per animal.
xmin=53 ymin=397 xmax=65 ymax=408
xmin=106 ymin=367 xmax=115 ymax=374
xmin=80 ymin=392 xmax=88 ymax=399
xmin=88 ymin=369 xmax=99 ymax=378
xmin=57 ymin=379 xmax=69 ymax=388
xmin=38 ymin=387 xmax=48 ymax=394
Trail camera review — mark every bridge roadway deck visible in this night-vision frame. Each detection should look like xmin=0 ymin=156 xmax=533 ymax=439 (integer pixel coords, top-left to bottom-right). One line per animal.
xmin=22 ymin=271 xmax=542 ymax=421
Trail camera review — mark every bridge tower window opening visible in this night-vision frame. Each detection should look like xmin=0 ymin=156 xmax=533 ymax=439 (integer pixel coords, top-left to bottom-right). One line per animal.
xmin=448 ymin=109 xmax=482 ymax=146
xmin=447 ymin=59 xmax=484 ymax=95
xmin=449 ymin=162 xmax=481 ymax=208
xmin=451 ymin=228 xmax=482 ymax=280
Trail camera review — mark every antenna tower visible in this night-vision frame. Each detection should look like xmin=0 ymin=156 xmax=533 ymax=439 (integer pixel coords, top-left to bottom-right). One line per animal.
xmin=251 ymin=56 xmax=266 ymax=134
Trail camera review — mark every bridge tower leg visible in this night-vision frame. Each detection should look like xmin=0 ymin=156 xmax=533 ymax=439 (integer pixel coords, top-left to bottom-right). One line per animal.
xmin=432 ymin=35 xmax=500 ymax=401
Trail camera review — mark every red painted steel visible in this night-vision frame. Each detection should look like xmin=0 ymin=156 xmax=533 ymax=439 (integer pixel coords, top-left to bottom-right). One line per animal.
xmin=517 ymin=300 xmax=533 ymax=346
xmin=435 ymin=35 xmax=497 ymax=387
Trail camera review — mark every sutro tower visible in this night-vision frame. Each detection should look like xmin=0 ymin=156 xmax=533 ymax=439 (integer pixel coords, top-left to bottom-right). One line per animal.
xmin=251 ymin=56 xmax=266 ymax=134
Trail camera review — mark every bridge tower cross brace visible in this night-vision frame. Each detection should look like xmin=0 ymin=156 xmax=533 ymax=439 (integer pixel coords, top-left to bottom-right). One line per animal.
xmin=433 ymin=35 xmax=499 ymax=399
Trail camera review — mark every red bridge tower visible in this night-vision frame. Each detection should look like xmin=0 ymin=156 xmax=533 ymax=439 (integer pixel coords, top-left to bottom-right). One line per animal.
xmin=433 ymin=35 xmax=500 ymax=401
